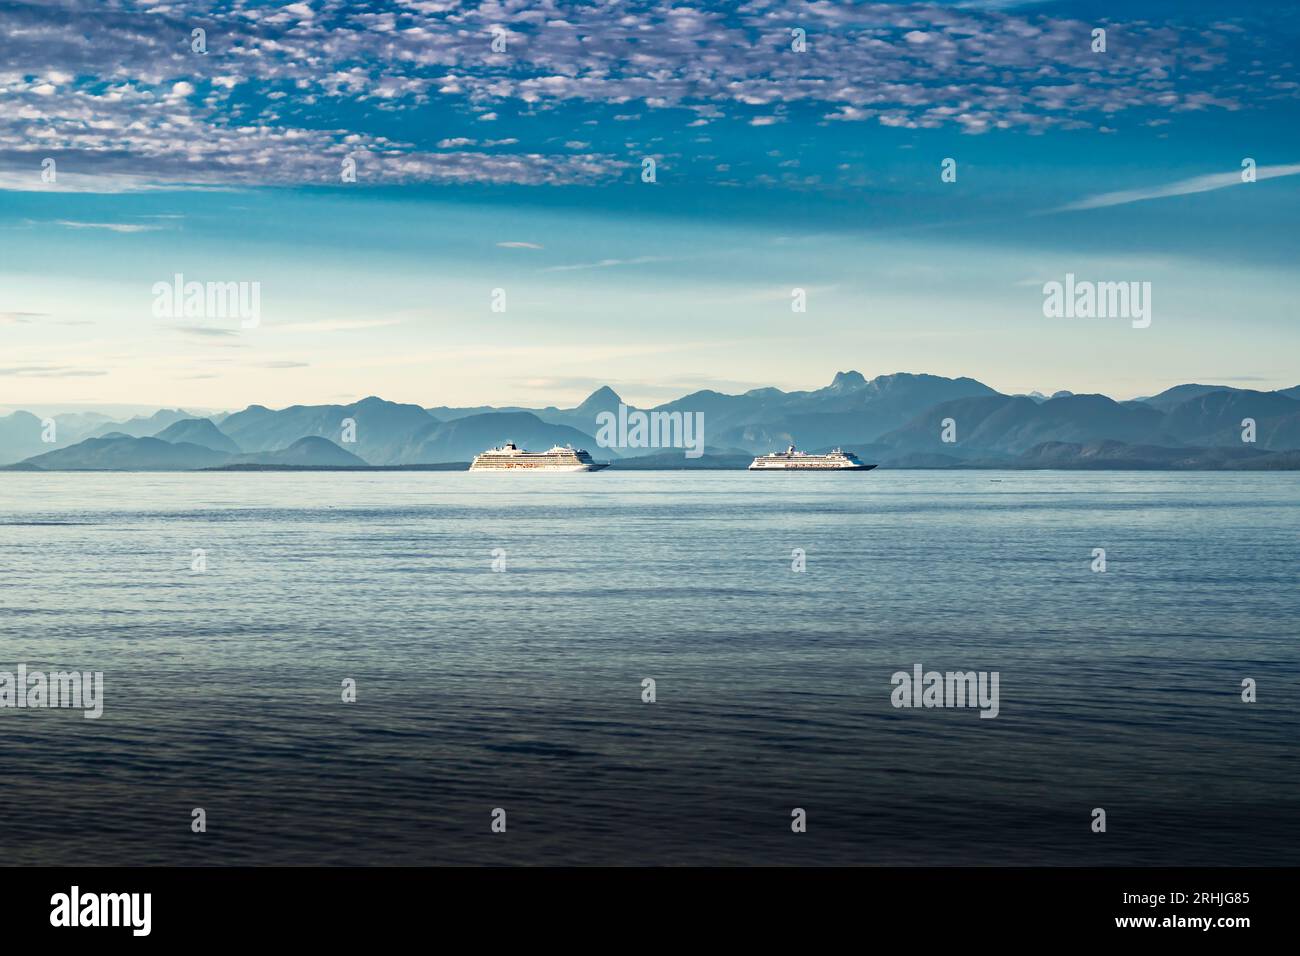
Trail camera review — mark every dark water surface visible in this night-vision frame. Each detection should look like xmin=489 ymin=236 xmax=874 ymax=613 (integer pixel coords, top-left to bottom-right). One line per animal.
xmin=1 ymin=471 xmax=1297 ymax=865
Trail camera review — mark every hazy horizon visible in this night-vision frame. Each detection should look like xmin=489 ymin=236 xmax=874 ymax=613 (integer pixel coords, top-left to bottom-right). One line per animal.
xmin=5 ymin=365 xmax=1300 ymax=421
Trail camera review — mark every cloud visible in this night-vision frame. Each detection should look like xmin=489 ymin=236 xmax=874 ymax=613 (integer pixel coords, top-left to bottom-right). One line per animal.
xmin=714 ymin=284 xmax=841 ymax=305
xmin=0 ymin=311 xmax=50 ymax=325
xmin=497 ymin=241 xmax=543 ymax=249
xmin=0 ymin=0 xmax=1287 ymax=189
xmin=174 ymin=326 xmax=240 ymax=338
xmin=0 ymin=147 xmax=625 ymax=191
xmin=272 ymin=318 xmax=401 ymax=333
xmin=0 ymin=170 xmax=214 ymax=194
xmin=541 ymin=256 xmax=671 ymax=273
xmin=1055 ymin=163 xmax=1300 ymax=211
xmin=0 ymin=365 xmax=107 ymax=377
xmin=52 ymin=220 xmax=162 ymax=233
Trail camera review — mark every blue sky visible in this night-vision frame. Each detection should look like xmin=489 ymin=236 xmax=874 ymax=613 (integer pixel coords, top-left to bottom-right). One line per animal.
xmin=2 ymin=0 xmax=1298 ymax=412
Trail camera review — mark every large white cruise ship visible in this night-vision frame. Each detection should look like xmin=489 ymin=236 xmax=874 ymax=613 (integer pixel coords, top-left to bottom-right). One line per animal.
xmin=748 ymin=445 xmax=876 ymax=471
xmin=469 ymin=442 xmax=608 ymax=472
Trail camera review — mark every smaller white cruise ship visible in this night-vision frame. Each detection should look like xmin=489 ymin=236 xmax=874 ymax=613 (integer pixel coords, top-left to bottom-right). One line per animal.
xmin=469 ymin=442 xmax=608 ymax=472
xmin=748 ymin=445 xmax=876 ymax=471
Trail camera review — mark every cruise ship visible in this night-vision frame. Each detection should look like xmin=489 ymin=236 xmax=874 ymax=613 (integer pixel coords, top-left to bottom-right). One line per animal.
xmin=469 ymin=442 xmax=608 ymax=472
xmin=748 ymin=445 xmax=876 ymax=471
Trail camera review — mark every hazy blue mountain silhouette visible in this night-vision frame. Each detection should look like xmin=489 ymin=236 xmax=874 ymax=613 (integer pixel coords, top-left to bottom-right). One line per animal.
xmin=218 ymin=396 xmax=433 ymax=463
xmin=1016 ymin=440 xmax=1274 ymax=469
xmin=50 ymin=410 xmax=116 ymax=441
xmin=657 ymin=372 xmax=1000 ymax=451
xmin=395 ymin=411 xmax=611 ymax=464
xmin=155 ymin=417 xmax=241 ymax=453
xmin=535 ymin=385 xmax=630 ymax=431
xmin=87 ymin=408 xmax=193 ymax=439
xmin=11 ymin=432 xmax=366 ymax=470
xmin=1161 ymin=390 xmax=1300 ymax=449
xmin=0 ymin=410 xmax=124 ymax=464
xmin=15 ymin=435 xmax=230 ymax=470
xmin=0 ymin=411 xmax=51 ymax=465
xmin=6 ymin=371 xmax=1300 ymax=469
xmin=228 ymin=436 xmax=366 ymax=466
xmin=431 ymin=385 xmax=632 ymax=432
xmin=875 ymin=393 xmax=1172 ymax=458
xmin=1139 ymin=383 xmax=1243 ymax=411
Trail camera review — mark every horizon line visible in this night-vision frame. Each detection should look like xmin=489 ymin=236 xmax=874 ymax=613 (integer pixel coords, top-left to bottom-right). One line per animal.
xmin=4 ymin=372 xmax=1298 ymax=420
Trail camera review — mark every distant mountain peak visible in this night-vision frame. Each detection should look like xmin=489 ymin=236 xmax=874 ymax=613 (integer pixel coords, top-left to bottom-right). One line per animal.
xmin=829 ymin=370 xmax=867 ymax=390
xmin=575 ymin=385 xmax=623 ymax=411
xmin=291 ymin=436 xmax=341 ymax=449
xmin=155 ymin=417 xmax=241 ymax=454
xmin=228 ymin=435 xmax=368 ymax=467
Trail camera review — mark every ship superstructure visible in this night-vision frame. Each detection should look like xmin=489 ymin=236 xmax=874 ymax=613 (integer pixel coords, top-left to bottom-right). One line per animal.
xmin=469 ymin=442 xmax=608 ymax=472
xmin=748 ymin=445 xmax=875 ymax=471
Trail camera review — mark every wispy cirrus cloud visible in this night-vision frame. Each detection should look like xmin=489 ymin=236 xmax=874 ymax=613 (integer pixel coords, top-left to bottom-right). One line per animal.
xmin=52 ymin=220 xmax=163 ymax=233
xmin=0 ymin=365 xmax=107 ymax=378
xmin=171 ymin=326 xmax=246 ymax=346
xmin=1054 ymin=163 xmax=1300 ymax=212
xmin=542 ymin=256 xmax=672 ymax=273
xmin=272 ymin=318 xmax=403 ymax=333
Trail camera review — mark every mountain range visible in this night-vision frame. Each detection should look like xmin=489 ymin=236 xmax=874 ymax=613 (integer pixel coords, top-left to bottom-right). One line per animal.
xmin=3 ymin=372 xmax=1299 ymax=470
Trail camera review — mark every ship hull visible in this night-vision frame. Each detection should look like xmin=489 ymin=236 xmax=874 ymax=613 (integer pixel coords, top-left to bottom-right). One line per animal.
xmin=470 ymin=462 xmax=609 ymax=472
xmin=748 ymin=463 xmax=877 ymax=471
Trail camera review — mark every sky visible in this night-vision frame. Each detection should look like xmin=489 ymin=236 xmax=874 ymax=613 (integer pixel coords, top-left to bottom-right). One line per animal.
xmin=2 ymin=0 xmax=1299 ymax=413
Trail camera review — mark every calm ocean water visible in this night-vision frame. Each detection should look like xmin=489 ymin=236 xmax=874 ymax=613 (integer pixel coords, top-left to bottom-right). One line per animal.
xmin=1 ymin=470 xmax=1297 ymax=866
